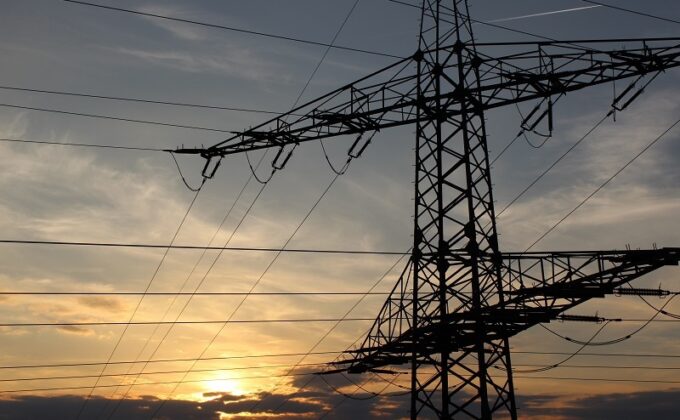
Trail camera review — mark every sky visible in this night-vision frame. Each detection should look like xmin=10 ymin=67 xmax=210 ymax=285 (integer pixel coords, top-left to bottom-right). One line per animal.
xmin=0 ymin=0 xmax=679 ymax=419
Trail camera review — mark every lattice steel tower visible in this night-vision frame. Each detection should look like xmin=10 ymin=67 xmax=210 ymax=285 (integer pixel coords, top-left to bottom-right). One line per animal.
xmin=177 ymin=1 xmax=680 ymax=418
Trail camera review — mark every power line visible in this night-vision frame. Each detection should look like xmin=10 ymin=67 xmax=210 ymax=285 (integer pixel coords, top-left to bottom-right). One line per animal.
xmin=0 ymin=138 xmax=166 ymax=152
xmin=510 ymin=321 xmax=611 ymax=374
xmin=0 ymin=291 xmax=392 ymax=296
xmin=0 ymin=373 xmax=309 ymax=395
xmin=0 ymin=362 xmax=325 ymax=383
xmin=0 ymin=239 xmax=406 ymax=255
xmin=0 ymin=102 xmax=233 ymax=133
xmin=61 ymin=0 xmax=402 ymax=59
xmin=2 ymin=372 xmax=678 ymax=395
xmin=524 ymin=292 xmax=678 ymax=374
xmin=0 ymin=318 xmax=374 ymax=328
xmin=0 ymin=351 xmax=344 ymax=371
xmin=403 ymin=374 xmax=680 ymax=386
xmin=513 ymin=350 xmax=680 ymax=359
xmin=2 ymin=350 xmax=678 ymax=372
xmin=512 ymin=375 xmax=680 ymax=385
xmin=582 ymin=0 xmax=680 ymax=25
xmin=0 ymin=85 xmax=288 ymax=115
xmin=509 ymin=363 xmax=680 ymax=370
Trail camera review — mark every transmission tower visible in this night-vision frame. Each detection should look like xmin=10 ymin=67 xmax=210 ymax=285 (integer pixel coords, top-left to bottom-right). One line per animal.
xmin=175 ymin=1 xmax=680 ymax=418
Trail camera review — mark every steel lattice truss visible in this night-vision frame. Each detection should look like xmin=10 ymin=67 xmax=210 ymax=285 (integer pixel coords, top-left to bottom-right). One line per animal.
xmin=334 ymin=249 xmax=680 ymax=368
xmin=179 ymin=1 xmax=680 ymax=418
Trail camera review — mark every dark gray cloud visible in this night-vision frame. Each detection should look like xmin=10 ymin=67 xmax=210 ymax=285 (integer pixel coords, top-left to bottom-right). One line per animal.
xmin=517 ymin=389 xmax=680 ymax=420
xmin=1 ymin=388 xmax=679 ymax=419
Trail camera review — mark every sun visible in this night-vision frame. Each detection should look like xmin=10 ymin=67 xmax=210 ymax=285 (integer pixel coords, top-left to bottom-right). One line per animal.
xmin=204 ymin=377 xmax=247 ymax=397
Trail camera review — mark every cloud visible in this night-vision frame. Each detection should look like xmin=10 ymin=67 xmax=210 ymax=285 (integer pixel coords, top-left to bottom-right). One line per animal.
xmin=76 ymin=296 xmax=126 ymax=313
xmin=1 ymin=388 xmax=678 ymax=419
xmin=0 ymin=391 xmax=323 ymax=420
xmin=137 ymin=5 xmax=209 ymax=41
xmin=113 ymin=46 xmax=287 ymax=83
xmin=517 ymin=389 xmax=680 ymax=420
xmin=56 ymin=325 xmax=95 ymax=336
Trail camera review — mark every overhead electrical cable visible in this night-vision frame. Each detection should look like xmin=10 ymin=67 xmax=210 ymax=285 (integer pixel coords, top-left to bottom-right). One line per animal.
xmin=0 ymin=373 xmax=312 ymax=395
xmin=2 ymin=350 xmax=677 ymax=372
xmin=3 ymin=372 xmax=679 ymax=395
xmin=0 ymin=239 xmax=406 ymax=255
xmin=0 ymin=362 xmax=326 ymax=383
xmin=500 ymin=322 xmax=611 ymax=374
xmin=61 ymin=0 xmax=402 ymax=59
xmin=11 ymin=317 xmax=676 ymax=328
xmin=0 ymin=137 xmax=166 ymax=152
xmin=0 ymin=351 xmax=345 ymax=371
xmin=0 ymin=85 xmax=289 ymax=115
xmin=0 ymin=291 xmax=393 ymax=296
xmin=512 ymin=375 xmax=680 ymax=385
xmin=513 ymin=350 xmax=680 ymax=359
xmin=0 ymin=317 xmax=373 ymax=328
xmin=0 ymin=103 xmax=233 ymax=133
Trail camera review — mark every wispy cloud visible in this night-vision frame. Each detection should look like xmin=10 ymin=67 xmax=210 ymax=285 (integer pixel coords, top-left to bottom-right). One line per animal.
xmin=137 ymin=4 xmax=210 ymax=41
xmin=57 ymin=325 xmax=95 ymax=336
xmin=77 ymin=296 xmax=126 ymax=313
xmin=114 ymin=46 xmax=287 ymax=83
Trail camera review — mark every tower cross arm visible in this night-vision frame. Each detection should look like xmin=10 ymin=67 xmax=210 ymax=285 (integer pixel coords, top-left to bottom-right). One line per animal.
xmin=171 ymin=38 xmax=680 ymax=161
xmin=331 ymin=248 xmax=679 ymax=374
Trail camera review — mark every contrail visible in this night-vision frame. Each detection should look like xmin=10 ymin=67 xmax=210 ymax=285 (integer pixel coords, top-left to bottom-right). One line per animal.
xmin=485 ymin=5 xmax=602 ymax=24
